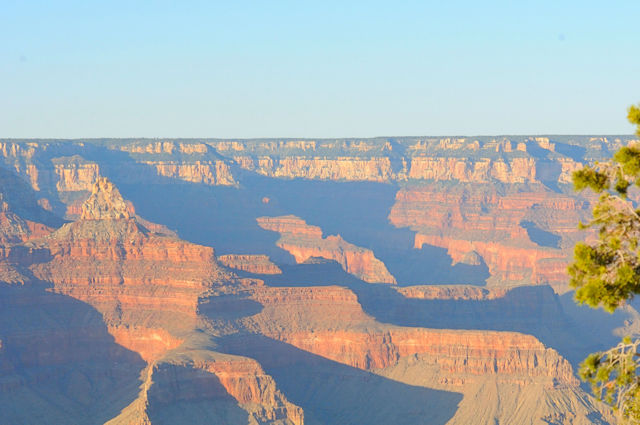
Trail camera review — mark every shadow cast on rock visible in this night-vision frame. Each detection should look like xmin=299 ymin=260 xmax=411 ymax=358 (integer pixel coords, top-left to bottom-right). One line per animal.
xmin=248 ymin=261 xmax=630 ymax=369
xmin=218 ymin=333 xmax=462 ymax=425
xmin=0 ymin=281 xmax=146 ymax=425
xmin=147 ymin=363 xmax=250 ymax=425
xmin=19 ymin=142 xmax=492 ymax=285
xmin=240 ymin=175 xmax=490 ymax=285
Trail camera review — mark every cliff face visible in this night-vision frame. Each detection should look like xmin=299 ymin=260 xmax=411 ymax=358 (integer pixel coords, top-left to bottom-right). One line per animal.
xmin=0 ymin=167 xmax=59 ymax=245
xmin=27 ymin=178 xmax=228 ymax=357
xmin=218 ymin=254 xmax=282 ymax=274
xmin=257 ymin=215 xmax=397 ymax=284
xmin=239 ymin=284 xmax=576 ymax=385
xmin=279 ymin=328 xmax=576 ymax=384
xmin=0 ymin=136 xmax=630 ymax=205
xmin=208 ymin=282 xmax=612 ymax=425
xmin=211 ymin=136 xmax=623 ymax=184
xmin=106 ymin=353 xmax=304 ymax=425
xmin=1 ymin=176 xmax=305 ymax=425
xmin=149 ymin=355 xmax=303 ymax=425
xmin=389 ymin=183 xmax=590 ymax=287
xmin=0 ymin=136 xmax=620 ymax=288
xmin=0 ymin=279 xmax=147 ymax=424
xmin=0 ymin=137 xmax=629 ymax=424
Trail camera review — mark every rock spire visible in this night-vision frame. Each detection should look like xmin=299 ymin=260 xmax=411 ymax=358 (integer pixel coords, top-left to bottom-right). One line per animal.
xmin=80 ymin=177 xmax=131 ymax=220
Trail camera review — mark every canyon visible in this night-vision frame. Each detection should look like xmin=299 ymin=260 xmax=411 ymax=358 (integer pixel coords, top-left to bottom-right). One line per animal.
xmin=0 ymin=136 xmax=637 ymax=424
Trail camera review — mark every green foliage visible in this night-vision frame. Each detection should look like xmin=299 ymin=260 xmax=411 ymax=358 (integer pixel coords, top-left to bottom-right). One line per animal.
xmin=629 ymin=104 xmax=640 ymax=137
xmin=615 ymin=146 xmax=640 ymax=179
xmin=570 ymin=103 xmax=640 ymax=422
xmin=579 ymin=339 xmax=640 ymax=422
xmin=568 ymin=188 xmax=640 ymax=312
xmin=573 ymin=168 xmax=610 ymax=192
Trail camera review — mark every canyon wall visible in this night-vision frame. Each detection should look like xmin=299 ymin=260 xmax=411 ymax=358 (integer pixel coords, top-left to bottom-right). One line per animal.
xmin=257 ymin=215 xmax=396 ymax=284
xmin=0 ymin=136 xmax=631 ymax=424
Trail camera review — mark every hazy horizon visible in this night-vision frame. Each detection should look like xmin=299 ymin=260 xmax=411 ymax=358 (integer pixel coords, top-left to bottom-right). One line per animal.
xmin=1 ymin=133 xmax=637 ymax=142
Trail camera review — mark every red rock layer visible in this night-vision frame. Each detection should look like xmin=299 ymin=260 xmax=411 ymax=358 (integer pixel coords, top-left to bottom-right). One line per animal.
xmin=415 ymin=234 xmax=569 ymax=286
xmin=147 ymin=356 xmax=304 ymax=425
xmin=280 ymin=329 xmax=577 ymax=385
xmin=390 ymin=184 xmax=588 ymax=241
xmin=108 ymin=327 xmax=184 ymax=362
xmin=389 ymin=184 xmax=590 ymax=286
xmin=30 ymin=219 xmax=225 ymax=323
xmin=257 ymin=215 xmax=396 ymax=284
xmin=2 ymin=177 xmax=303 ymax=425
xmin=196 ymin=356 xmax=303 ymax=424
xmin=241 ymin=284 xmax=577 ymax=387
xmin=18 ymin=179 xmax=237 ymax=363
xmin=218 ymin=254 xmax=282 ymax=274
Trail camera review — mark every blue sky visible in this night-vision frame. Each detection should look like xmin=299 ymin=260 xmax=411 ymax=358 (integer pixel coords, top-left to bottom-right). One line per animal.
xmin=1 ymin=1 xmax=639 ymax=138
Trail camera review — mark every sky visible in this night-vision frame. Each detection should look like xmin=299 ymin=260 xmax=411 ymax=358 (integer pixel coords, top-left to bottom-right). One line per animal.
xmin=1 ymin=1 xmax=639 ymax=139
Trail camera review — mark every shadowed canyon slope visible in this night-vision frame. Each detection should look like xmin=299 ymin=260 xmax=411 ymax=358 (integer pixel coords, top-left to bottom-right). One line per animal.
xmin=1 ymin=136 xmax=637 ymax=424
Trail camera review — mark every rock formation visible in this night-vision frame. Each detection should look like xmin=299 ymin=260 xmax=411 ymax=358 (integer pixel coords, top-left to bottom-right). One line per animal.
xmin=0 ymin=176 xmax=303 ymax=424
xmin=257 ymin=215 xmax=396 ymax=284
xmin=389 ymin=182 xmax=591 ymax=288
xmin=218 ymin=254 xmax=282 ymax=274
xmin=0 ymin=136 xmax=633 ymax=424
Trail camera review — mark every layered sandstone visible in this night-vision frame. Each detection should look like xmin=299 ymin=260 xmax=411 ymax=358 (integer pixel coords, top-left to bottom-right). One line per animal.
xmin=279 ymin=328 xmax=576 ymax=384
xmin=389 ymin=183 xmax=589 ymax=243
xmin=0 ymin=168 xmax=56 ymax=245
xmin=53 ymin=156 xmax=101 ymax=192
xmin=257 ymin=215 xmax=396 ymax=284
xmin=0 ymin=136 xmax=632 ymax=230
xmin=218 ymin=254 xmax=282 ymax=274
xmin=414 ymin=234 xmax=569 ymax=286
xmin=1 ymin=177 xmax=305 ymax=424
xmin=0 ymin=136 xmax=630 ymax=199
xmin=215 ymin=282 xmax=617 ymax=424
xmin=389 ymin=183 xmax=590 ymax=287
xmin=81 ymin=177 xmax=131 ymax=220
xmin=140 ymin=160 xmax=236 ymax=186
xmin=0 ymin=138 xmax=628 ymax=424
xmin=108 ymin=353 xmax=304 ymax=425
xmin=23 ymin=178 xmax=236 ymax=363
xmin=232 ymin=155 xmax=404 ymax=182
xmin=239 ymin=284 xmax=576 ymax=386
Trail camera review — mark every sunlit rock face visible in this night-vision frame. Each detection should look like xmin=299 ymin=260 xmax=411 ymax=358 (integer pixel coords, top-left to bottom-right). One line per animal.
xmin=0 ymin=136 xmax=634 ymax=424
xmin=218 ymin=254 xmax=283 ymax=275
xmin=257 ymin=215 xmax=397 ymax=284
